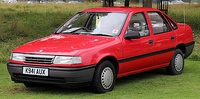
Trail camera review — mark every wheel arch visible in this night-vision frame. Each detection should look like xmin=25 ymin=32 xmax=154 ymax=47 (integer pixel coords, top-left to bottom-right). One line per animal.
xmin=176 ymin=44 xmax=185 ymax=55
xmin=96 ymin=56 xmax=119 ymax=75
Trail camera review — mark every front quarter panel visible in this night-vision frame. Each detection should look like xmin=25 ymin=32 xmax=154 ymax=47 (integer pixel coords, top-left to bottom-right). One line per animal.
xmin=73 ymin=37 xmax=123 ymax=67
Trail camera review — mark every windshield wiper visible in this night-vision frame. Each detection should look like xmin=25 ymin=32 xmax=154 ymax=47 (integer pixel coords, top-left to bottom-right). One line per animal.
xmin=61 ymin=28 xmax=80 ymax=33
xmin=62 ymin=27 xmax=90 ymax=34
xmin=90 ymin=34 xmax=113 ymax=37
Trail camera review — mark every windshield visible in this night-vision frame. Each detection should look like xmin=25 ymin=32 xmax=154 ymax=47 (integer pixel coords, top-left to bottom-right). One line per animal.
xmin=57 ymin=12 xmax=127 ymax=36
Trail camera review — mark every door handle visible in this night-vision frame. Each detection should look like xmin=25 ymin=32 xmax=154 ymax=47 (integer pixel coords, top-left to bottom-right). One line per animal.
xmin=149 ymin=40 xmax=153 ymax=45
xmin=171 ymin=36 xmax=175 ymax=40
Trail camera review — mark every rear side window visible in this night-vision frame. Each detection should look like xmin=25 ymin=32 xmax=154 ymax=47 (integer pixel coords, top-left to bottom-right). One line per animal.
xmin=148 ymin=12 xmax=171 ymax=34
xmin=165 ymin=16 xmax=178 ymax=30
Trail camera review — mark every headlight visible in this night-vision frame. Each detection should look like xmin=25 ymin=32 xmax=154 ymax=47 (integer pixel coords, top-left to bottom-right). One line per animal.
xmin=11 ymin=53 xmax=25 ymax=61
xmin=53 ymin=56 xmax=82 ymax=64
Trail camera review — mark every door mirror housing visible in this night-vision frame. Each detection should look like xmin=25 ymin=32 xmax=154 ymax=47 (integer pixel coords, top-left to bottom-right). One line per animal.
xmin=124 ymin=31 xmax=141 ymax=39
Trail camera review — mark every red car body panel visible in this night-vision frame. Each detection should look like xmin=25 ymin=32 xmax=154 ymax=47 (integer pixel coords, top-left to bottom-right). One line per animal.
xmin=12 ymin=34 xmax=123 ymax=68
xmin=7 ymin=7 xmax=194 ymax=87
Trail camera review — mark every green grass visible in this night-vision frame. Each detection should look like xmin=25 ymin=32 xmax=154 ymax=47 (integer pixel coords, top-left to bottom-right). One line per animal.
xmin=1 ymin=60 xmax=200 ymax=98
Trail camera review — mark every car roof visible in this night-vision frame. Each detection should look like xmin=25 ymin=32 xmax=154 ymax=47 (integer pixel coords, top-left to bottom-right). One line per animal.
xmin=81 ymin=7 xmax=160 ymax=13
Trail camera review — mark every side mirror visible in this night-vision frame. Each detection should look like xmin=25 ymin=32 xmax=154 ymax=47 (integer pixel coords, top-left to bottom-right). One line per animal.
xmin=52 ymin=28 xmax=58 ymax=34
xmin=124 ymin=31 xmax=140 ymax=39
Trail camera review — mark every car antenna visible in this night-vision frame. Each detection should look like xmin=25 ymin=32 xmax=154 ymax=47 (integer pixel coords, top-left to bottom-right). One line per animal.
xmin=183 ymin=3 xmax=186 ymax=28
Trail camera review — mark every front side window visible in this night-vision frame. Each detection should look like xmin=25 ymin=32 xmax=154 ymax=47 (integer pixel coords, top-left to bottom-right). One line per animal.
xmin=148 ymin=12 xmax=171 ymax=34
xmin=127 ymin=13 xmax=150 ymax=37
xmin=57 ymin=12 xmax=127 ymax=36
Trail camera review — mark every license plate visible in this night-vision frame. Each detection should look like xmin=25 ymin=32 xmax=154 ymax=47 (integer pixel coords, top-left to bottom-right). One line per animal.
xmin=23 ymin=67 xmax=48 ymax=76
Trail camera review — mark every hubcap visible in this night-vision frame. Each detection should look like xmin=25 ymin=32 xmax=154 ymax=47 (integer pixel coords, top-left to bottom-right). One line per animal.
xmin=101 ymin=67 xmax=114 ymax=89
xmin=175 ymin=54 xmax=183 ymax=72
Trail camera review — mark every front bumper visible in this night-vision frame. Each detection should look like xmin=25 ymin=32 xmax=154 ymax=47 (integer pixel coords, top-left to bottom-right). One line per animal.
xmin=7 ymin=63 xmax=96 ymax=87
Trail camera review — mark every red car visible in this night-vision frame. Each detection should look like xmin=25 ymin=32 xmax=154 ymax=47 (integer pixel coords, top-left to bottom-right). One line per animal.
xmin=7 ymin=7 xmax=194 ymax=93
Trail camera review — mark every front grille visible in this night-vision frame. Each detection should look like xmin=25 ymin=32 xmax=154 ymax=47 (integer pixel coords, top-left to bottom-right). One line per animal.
xmin=24 ymin=54 xmax=54 ymax=64
xmin=25 ymin=57 xmax=53 ymax=63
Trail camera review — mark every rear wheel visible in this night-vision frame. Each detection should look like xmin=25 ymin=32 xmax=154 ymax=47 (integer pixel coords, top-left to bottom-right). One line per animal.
xmin=91 ymin=60 xmax=116 ymax=93
xmin=167 ymin=49 xmax=184 ymax=75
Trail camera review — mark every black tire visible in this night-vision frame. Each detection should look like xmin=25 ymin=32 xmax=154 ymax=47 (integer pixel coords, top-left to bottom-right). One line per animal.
xmin=91 ymin=60 xmax=116 ymax=93
xmin=167 ymin=49 xmax=184 ymax=75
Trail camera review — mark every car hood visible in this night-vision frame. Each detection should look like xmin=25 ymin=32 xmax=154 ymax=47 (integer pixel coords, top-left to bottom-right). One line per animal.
xmin=13 ymin=34 xmax=117 ymax=56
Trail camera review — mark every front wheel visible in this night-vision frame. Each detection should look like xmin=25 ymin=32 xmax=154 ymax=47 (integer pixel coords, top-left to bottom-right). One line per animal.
xmin=167 ymin=49 xmax=184 ymax=75
xmin=91 ymin=60 xmax=116 ymax=93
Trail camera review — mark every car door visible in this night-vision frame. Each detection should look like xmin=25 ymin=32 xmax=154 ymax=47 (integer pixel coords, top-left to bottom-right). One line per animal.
xmin=121 ymin=12 xmax=155 ymax=74
xmin=147 ymin=12 xmax=176 ymax=67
